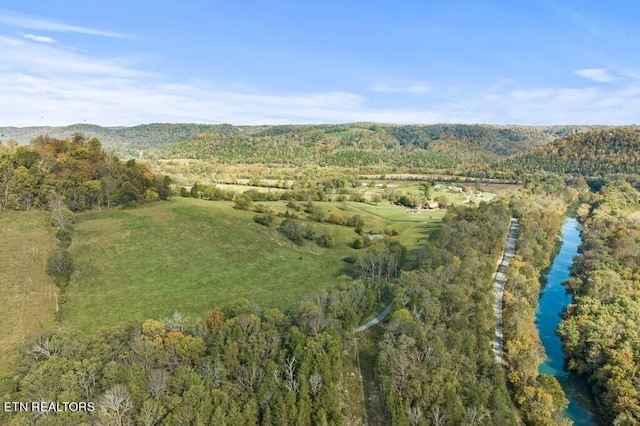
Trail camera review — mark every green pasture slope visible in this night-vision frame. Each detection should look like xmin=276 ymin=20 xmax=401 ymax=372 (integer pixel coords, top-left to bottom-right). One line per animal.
xmin=64 ymin=197 xmax=442 ymax=331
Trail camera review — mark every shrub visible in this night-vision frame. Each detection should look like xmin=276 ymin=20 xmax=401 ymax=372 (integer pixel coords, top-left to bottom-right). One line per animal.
xmin=46 ymin=248 xmax=74 ymax=289
xmin=317 ymin=233 xmax=336 ymax=248
xmin=279 ymin=219 xmax=304 ymax=244
xmin=253 ymin=214 xmax=274 ymax=227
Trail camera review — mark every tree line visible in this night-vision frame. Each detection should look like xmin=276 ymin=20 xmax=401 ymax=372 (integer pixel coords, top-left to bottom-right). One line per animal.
xmin=0 ymin=134 xmax=171 ymax=212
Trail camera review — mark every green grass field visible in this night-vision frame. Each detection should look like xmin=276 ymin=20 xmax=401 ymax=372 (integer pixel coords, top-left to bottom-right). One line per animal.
xmin=0 ymin=210 xmax=57 ymax=377
xmin=64 ymin=197 xmax=441 ymax=332
xmin=65 ymin=198 xmax=352 ymax=331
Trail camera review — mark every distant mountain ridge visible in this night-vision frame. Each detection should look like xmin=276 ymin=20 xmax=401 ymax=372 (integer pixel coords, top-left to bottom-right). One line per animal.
xmin=0 ymin=122 xmax=614 ymax=166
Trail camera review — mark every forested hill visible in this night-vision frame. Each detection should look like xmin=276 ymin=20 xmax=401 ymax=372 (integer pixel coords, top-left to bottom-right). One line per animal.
xmin=502 ymin=127 xmax=640 ymax=176
xmin=0 ymin=123 xmax=236 ymax=156
xmin=156 ymin=123 xmax=598 ymax=167
xmin=2 ymin=123 xmax=600 ymax=163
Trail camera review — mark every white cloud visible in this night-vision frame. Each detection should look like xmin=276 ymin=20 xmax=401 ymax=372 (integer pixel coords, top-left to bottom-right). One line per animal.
xmin=574 ymin=68 xmax=615 ymax=83
xmin=0 ymin=10 xmax=130 ymax=38
xmin=18 ymin=32 xmax=56 ymax=43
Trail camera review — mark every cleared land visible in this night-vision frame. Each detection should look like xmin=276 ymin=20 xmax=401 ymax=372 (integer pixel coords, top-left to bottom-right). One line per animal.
xmin=0 ymin=210 xmax=57 ymax=377
xmin=65 ymin=197 xmax=440 ymax=331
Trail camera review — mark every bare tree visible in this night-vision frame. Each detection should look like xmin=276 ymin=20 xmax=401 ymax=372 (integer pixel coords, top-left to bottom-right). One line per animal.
xmin=161 ymin=311 xmax=186 ymax=332
xmin=430 ymin=405 xmax=447 ymax=426
xmin=406 ymin=404 xmax=424 ymax=426
xmin=99 ymin=384 xmax=133 ymax=426
xmin=308 ymin=313 xmax=328 ymax=335
xmin=282 ymin=356 xmax=300 ymax=394
xmin=199 ymin=359 xmax=224 ymax=387
xmin=30 ymin=335 xmax=56 ymax=360
xmin=283 ymin=356 xmax=296 ymax=383
xmin=78 ymin=368 xmax=97 ymax=400
xmin=237 ymin=364 xmax=264 ymax=391
xmin=147 ymin=369 xmax=169 ymax=400
xmin=465 ymin=405 xmax=486 ymax=425
xmin=309 ymin=372 xmax=323 ymax=397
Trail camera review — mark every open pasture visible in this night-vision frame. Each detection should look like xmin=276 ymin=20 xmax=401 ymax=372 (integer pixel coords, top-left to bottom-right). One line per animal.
xmin=66 ymin=198 xmax=356 ymax=331
xmin=64 ymin=196 xmax=443 ymax=331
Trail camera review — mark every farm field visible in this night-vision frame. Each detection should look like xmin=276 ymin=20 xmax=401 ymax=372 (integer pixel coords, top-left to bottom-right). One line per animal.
xmin=0 ymin=211 xmax=57 ymax=378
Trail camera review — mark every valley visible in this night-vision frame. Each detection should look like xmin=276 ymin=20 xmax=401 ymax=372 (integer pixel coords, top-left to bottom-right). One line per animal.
xmin=1 ymin=125 xmax=639 ymax=425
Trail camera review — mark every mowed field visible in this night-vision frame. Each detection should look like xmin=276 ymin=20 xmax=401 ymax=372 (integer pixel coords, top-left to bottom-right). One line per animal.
xmin=65 ymin=197 xmax=441 ymax=331
xmin=0 ymin=211 xmax=57 ymax=377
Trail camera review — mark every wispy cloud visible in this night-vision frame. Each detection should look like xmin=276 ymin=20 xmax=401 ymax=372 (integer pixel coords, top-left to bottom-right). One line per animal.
xmin=18 ymin=32 xmax=56 ymax=43
xmin=574 ymin=68 xmax=615 ymax=83
xmin=0 ymin=36 xmax=150 ymax=78
xmin=0 ymin=10 xmax=130 ymax=39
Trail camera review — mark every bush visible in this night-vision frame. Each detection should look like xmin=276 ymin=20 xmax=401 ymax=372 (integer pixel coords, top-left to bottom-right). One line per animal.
xmin=46 ymin=248 xmax=74 ymax=289
xmin=352 ymin=237 xmax=363 ymax=249
xmin=279 ymin=219 xmax=304 ymax=244
xmin=55 ymin=229 xmax=73 ymax=247
xmin=253 ymin=214 xmax=274 ymax=227
xmin=317 ymin=233 xmax=336 ymax=248
xmin=233 ymin=194 xmax=253 ymax=210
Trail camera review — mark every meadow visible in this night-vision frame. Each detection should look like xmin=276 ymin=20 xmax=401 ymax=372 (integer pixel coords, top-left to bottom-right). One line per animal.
xmin=64 ymin=196 xmax=440 ymax=331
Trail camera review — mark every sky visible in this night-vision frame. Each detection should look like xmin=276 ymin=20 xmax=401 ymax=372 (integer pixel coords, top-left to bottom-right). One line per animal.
xmin=0 ymin=1 xmax=639 ymax=126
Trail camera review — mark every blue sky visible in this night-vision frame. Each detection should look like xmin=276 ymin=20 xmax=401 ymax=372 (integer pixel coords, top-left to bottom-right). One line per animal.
xmin=0 ymin=1 xmax=638 ymax=126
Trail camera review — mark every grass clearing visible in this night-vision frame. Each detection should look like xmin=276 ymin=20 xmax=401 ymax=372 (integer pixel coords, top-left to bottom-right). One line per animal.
xmin=0 ymin=210 xmax=57 ymax=378
xmin=65 ymin=198 xmax=358 ymax=332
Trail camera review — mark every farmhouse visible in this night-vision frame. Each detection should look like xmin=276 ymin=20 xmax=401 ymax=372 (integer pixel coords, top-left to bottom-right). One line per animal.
xmin=425 ymin=201 xmax=440 ymax=210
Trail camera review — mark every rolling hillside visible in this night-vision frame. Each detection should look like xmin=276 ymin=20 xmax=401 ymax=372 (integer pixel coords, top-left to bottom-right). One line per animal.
xmin=156 ymin=124 xmax=603 ymax=170
xmin=2 ymin=123 xmax=601 ymax=164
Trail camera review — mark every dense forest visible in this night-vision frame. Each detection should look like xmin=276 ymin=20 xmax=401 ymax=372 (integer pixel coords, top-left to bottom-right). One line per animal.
xmin=558 ymin=180 xmax=640 ymax=424
xmin=502 ymin=128 xmax=640 ymax=179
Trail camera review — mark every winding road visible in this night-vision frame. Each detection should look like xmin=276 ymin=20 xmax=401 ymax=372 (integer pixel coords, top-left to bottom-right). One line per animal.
xmin=354 ymin=303 xmax=393 ymax=332
xmin=493 ymin=218 xmax=519 ymax=365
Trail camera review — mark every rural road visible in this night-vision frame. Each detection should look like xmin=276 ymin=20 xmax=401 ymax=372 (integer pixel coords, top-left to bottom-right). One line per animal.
xmin=493 ymin=218 xmax=519 ymax=365
xmin=355 ymin=303 xmax=393 ymax=332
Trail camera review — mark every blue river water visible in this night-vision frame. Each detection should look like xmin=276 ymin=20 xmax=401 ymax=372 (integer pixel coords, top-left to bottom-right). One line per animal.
xmin=536 ymin=218 xmax=598 ymax=425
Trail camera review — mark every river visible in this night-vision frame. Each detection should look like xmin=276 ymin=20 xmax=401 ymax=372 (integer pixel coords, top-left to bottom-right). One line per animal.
xmin=536 ymin=218 xmax=598 ymax=425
